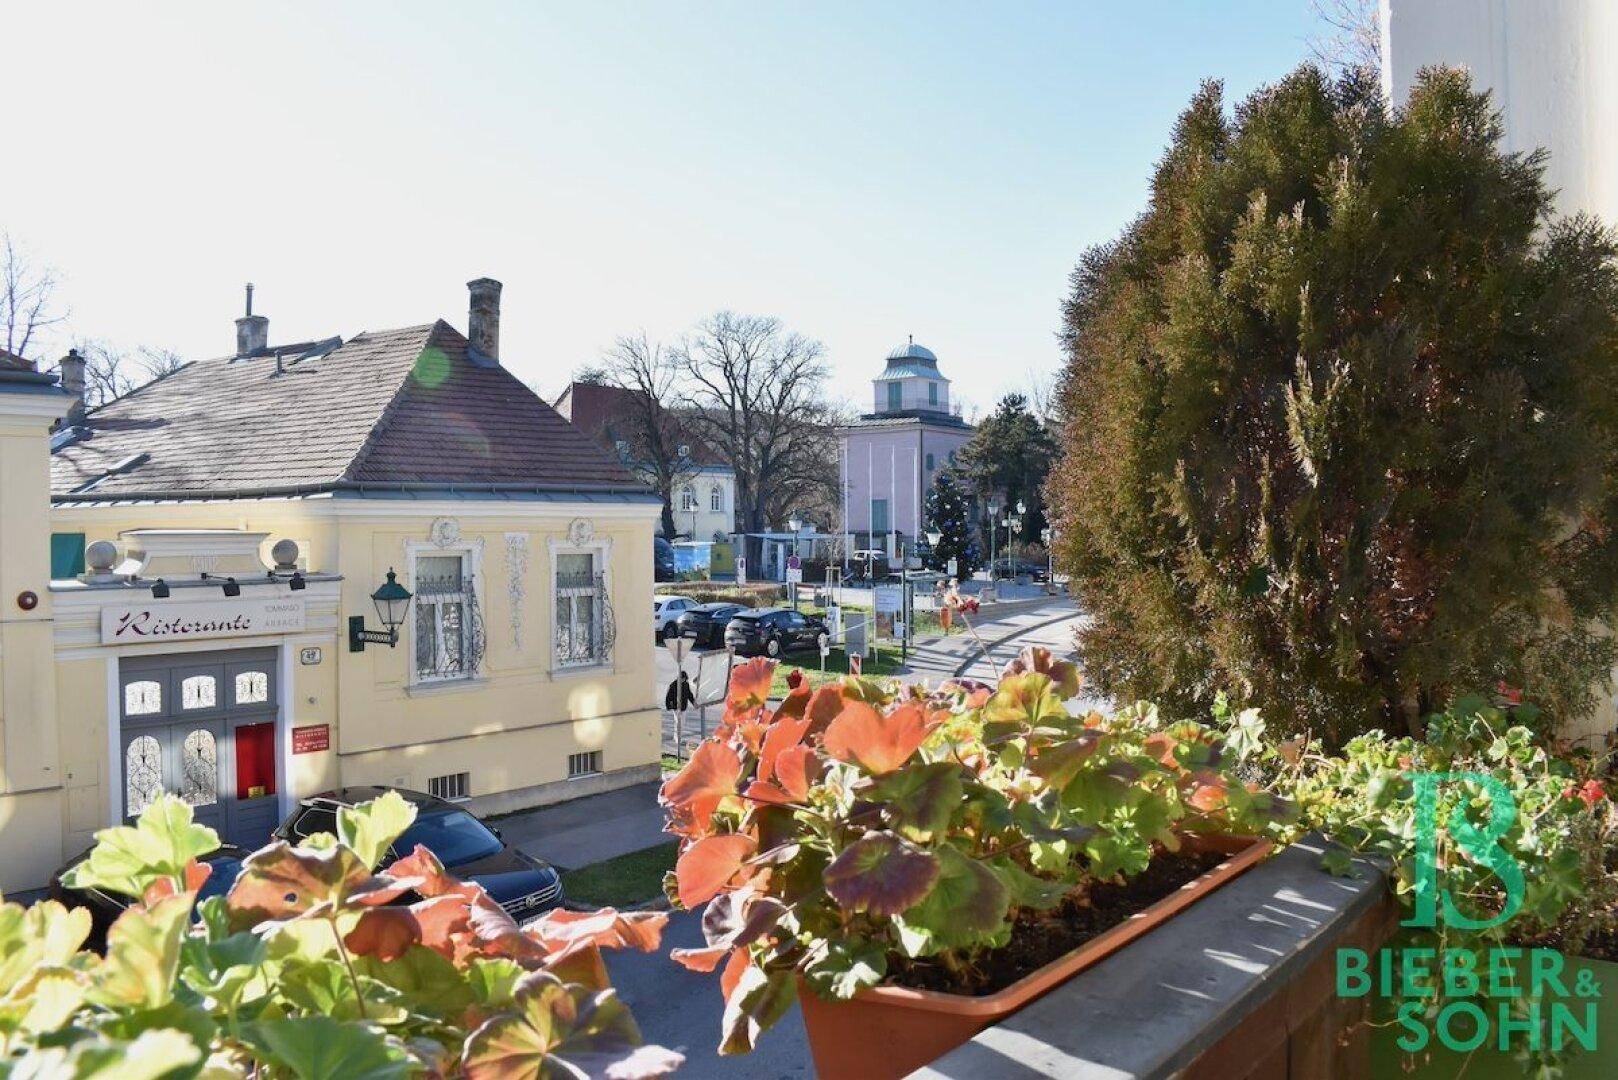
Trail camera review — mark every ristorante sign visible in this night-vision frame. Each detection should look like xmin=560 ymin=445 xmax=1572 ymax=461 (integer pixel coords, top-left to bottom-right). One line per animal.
xmin=100 ymin=597 xmax=307 ymax=644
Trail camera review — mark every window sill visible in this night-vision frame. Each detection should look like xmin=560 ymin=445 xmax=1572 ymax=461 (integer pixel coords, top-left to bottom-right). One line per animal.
xmin=551 ymin=661 xmax=614 ymax=679
xmin=405 ymin=675 xmax=490 ymax=698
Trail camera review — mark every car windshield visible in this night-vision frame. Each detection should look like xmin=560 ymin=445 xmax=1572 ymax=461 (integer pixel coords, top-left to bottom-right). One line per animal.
xmin=396 ymin=809 xmax=504 ymax=866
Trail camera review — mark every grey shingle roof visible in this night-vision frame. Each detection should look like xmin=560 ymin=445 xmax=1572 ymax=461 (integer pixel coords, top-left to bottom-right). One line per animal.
xmin=51 ymin=321 xmax=646 ymax=500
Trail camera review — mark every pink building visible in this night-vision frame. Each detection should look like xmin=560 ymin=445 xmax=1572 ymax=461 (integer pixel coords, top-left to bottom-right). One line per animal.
xmin=838 ymin=339 xmax=974 ymax=556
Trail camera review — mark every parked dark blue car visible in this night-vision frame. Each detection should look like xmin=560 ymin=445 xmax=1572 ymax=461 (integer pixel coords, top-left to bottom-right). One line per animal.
xmin=276 ymin=786 xmax=563 ymax=920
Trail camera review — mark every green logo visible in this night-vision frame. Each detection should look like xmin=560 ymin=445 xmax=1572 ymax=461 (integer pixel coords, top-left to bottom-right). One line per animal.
xmin=1403 ymin=771 xmax=1524 ymax=931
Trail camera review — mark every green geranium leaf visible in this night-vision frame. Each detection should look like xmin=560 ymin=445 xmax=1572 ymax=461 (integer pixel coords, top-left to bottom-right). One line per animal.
xmin=717 ymin=964 xmax=795 ymax=1058
xmin=1030 ymin=731 xmax=1105 ymax=789
xmin=868 ymin=762 xmax=964 ymax=841
xmin=0 ymin=965 xmax=87 ymax=1036
xmin=823 ymin=833 xmax=940 ymax=917
xmin=0 ymin=900 xmax=91 ymax=994
xmin=338 ymin=792 xmax=417 ymax=872
xmin=89 ymin=894 xmax=192 ymax=1010
xmin=239 ymin=1016 xmax=412 ymax=1080
xmin=463 ymin=972 xmax=682 ymax=1076
xmin=59 ymin=795 xmax=218 ymax=901
xmin=10 ymin=1028 xmax=204 ymax=1080
xmin=357 ymin=947 xmax=476 ymax=1019
xmin=278 ymin=959 xmax=408 ymax=1025
xmin=1320 ymin=845 xmax=1357 ymax=877
xmin=802 ymin=940 xmax=887 ymax=1000
xmin=899 ymin=845 xmax=1011 ymax=952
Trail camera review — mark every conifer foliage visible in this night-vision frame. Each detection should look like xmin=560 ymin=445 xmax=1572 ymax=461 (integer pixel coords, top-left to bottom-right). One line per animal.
xmin=1051 ymin=66 xmax=1618 ymax=742
xmin=924 ymin=469 xmax=979 ymax=575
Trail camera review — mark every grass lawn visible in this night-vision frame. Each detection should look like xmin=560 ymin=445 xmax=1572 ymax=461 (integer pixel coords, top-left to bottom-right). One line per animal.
xmin=559 ymin=842 xmax=677 ymax=908
xmin=769 ymin=644 xmax=906 ymax=696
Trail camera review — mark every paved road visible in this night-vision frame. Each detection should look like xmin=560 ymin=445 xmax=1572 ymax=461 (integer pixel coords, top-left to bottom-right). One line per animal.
xmin=608 ymin=908 xmax=813 ymax=1080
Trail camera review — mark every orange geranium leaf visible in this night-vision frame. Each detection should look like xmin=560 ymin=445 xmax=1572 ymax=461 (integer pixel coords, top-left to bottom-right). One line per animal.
xmin=660 ymin=741 xmax=743 ymax=837
xmin=727 ymin=658 xmax=775 ymax=710
xmin=758 ymin=713 xmax=812 ymax=783
xmin=675 ymin=834 xmax=758 ymax=908
xmin=345 ymin=906 xmax=421 ymax=961
xmin=805 ymin=684 xmax=846 ymax=736
xmin=720 ymin=946 xmax=750 ymax=1001
xmin=1144 ymin=733 xmax=1180 ymax=768
xmin=528 ymin=907 xmax=667 ymax=954
xmin=771 ymin=744 xmax=820 ymax=801
xmin=823 ymin=701 xmax=935 ymax=775
xmin=1186 ymin=773 xmax=1228 ymax=812
xmin=670 ymin=943 xmax=730 ymax=973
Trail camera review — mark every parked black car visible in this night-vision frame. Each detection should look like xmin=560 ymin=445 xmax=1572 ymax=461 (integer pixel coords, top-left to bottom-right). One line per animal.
xmin=724 ymin=607 xmax=828 ymax=658
xmin=49 ymin=842 xmax=249 ymax=951
xmin=675 ymin=602 xmax=748 ymax=648
xmin=276 ymin=787 xmax=563 ymax=921
xmin=989 ymin=556 xmax=1048 ymax=581
xmin=654 ymin=537 xmax=676 ymax=582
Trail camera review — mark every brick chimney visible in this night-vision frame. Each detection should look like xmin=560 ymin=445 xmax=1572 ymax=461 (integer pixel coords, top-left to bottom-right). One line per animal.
xmin=59 ymin=348 xmax=86 ymax=422
xmin=467 ymin=277 xmax=502 ymax=366
xmin=235 ymin=282 xmax=268 ymax=358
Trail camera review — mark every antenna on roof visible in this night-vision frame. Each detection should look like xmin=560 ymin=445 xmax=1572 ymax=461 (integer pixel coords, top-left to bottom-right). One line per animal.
xmin=245 ymin=282 xmax=255 ymax=317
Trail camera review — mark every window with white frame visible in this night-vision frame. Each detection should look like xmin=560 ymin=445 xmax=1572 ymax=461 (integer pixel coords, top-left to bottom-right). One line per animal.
xmin=413 ymin=552 xmax=482 ymax=681
xmin=709 ymin=484 xmax=723 ymax=512
xmin=679 ymin=485 xmax=697 ymax=512
xmin=555 ymin=550 xmax=612 ymax=668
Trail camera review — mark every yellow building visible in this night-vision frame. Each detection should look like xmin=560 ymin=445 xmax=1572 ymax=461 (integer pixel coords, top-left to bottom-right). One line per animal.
xmin=0 ymin=281 xmax=661 ymax=894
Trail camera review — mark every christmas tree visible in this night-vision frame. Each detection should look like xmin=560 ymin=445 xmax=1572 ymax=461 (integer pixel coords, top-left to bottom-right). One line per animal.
xmin=925 ymin=469 xmax=981 ymax=577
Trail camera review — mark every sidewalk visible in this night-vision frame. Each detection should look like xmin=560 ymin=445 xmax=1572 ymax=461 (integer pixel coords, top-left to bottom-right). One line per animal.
xmin=490 ymin=780 xmax=667 ymax=872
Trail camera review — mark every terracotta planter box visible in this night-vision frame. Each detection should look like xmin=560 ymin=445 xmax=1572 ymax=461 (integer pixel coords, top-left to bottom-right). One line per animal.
xmin=797 ymin=834 xmax=1274 ymax=1080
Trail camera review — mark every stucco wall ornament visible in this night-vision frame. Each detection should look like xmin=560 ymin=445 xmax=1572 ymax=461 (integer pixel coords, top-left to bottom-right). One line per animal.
xmin=504 ymin=533 xmax=529 ymax=650
xmin=429 ymin=518 xmax=462 ymax=548
xmin=567 ymin=518 xmax=595 ymax=546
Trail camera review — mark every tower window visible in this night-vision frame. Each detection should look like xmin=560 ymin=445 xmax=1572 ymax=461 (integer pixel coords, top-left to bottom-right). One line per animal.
xmin=929 ymin=382 xmax=939 ymax=405
xmin=886 ymin=382 xmax=902 ymax=411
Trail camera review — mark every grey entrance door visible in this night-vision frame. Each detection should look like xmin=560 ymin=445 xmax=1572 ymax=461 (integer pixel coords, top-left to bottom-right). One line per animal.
xmin=119 ymin=648 xmax=279 ymax=848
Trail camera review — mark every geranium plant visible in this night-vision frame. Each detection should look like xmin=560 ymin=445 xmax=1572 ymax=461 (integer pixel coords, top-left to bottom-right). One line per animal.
xmin=0 ymin=792 xmax=680 ymax=1078
xmin=658 ymin=649 xmax=1290 ymax=1054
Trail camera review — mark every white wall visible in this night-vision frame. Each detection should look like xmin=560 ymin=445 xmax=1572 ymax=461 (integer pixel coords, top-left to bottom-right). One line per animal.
xmin=1382 ymin=0 xmax=1618 ymax=222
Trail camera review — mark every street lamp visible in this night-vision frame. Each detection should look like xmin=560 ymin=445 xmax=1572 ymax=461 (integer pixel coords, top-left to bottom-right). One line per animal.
xmin=787 ymin=515 xmax=803 ymax=610
xmin=348 ymin=568 xmax=414 ymax=652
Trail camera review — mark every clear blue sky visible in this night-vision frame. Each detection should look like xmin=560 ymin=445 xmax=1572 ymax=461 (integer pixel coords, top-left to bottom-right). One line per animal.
xmin=8 ymin=1 xmax=1324 ymax=417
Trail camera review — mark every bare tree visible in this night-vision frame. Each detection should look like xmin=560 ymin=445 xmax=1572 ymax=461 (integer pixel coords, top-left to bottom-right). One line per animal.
xmin=1307 ymin=0 xmax=1381 ymax=78
xmin=673 ymin=312 xmax=839 ymax=549
xmin=2 ymin=233 xmax=67 ymax=361
xmin=55 ymin=340 xmax=189 ymax=409
xmin=595 ymin=333 xmax=699 ymax=540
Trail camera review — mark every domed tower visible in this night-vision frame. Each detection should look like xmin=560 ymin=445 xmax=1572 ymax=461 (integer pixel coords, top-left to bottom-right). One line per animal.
xmin=836 ymin=336 xmax=973 ymax=561
xmin=872 ymin=336 xmax=952 ymax=416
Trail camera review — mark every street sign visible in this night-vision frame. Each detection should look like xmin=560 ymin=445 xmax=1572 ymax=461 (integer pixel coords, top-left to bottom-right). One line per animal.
xmin=874 ymin=585 xmax=903 ymax=614
xmin=947 ymin=556 xmax=958 ymax=577
xmin=663 ymin=634 xmax=691 ymax=667
xmin=786 ymin=567 xmax=803 ymax=584
xmin=736 ymin=555 xmax=748 ymax=584
xmin=787 ymin=554 xmax=801 ymax=570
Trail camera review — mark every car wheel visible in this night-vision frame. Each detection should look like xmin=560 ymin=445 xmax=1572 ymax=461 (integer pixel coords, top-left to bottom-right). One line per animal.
xmin=765 ymin=635 xmax=781 ymax=658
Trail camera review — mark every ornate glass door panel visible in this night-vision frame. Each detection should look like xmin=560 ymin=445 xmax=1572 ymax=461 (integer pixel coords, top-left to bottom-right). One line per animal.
xmin=122 ymin=732 xmax=166 ymax=819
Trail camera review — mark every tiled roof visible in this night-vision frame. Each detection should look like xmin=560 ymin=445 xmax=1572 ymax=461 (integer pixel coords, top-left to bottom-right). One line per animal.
xmin=838 ymin=411 xmax=973 ymax=431
xmin=51 ymin=321 xmax=645 ymax=500
xmin=0 ymin=348 xmax=34 ymax=371
xmin=554 ymin=381 xmax=728 ymax=468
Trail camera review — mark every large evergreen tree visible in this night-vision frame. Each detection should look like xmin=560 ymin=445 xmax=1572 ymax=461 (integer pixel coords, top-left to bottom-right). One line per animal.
xmin=925 ymin=469 xmax=980 ymax=576
xmin=956 ymin=393 xmax=1057 ymax=545
xmin=1051 ymin=66 xmax=1618 ymax=743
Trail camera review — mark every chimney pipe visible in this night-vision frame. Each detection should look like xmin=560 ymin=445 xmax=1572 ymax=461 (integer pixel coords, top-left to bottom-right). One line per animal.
xmin=59 ymin=348 xmax=87 ymax=422
xmin=467 ymin=277 xmax=502 ymax=366
xmin=235 ymin=282 xmax=268 ymax=357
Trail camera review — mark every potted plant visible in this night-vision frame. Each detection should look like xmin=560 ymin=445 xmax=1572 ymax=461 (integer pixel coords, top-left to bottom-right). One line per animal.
xmin=659 ymin=648 xmax=1290 ymax=1077
xmin=3 ymin=791 xmax=680 ymax=1077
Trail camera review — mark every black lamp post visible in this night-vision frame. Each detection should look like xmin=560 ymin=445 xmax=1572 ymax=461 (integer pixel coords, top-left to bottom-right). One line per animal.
xmin=348 ymin=568 xmax=414 ymax=652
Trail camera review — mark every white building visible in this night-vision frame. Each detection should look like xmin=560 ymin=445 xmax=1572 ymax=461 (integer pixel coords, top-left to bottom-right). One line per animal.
xmin=1382 ymin=0 xmax=1618 ymax=222
xmin=1383 ymin=0 xmax=1618 ymax=743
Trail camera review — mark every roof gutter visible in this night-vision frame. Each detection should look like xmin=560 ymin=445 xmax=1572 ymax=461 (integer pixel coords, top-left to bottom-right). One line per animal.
xmin=51 ymin=479 xmax=661 ymax=504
